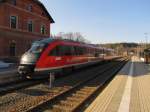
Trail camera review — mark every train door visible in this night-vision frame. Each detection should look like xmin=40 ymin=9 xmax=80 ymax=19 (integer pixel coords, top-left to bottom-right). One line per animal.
xmin=48 ymin=45 xmax=64 ymax=67
xmin=56 ymin=45 xmax=65 ymax=66
xmin=61 ymin=45 xmax=73 ymax=65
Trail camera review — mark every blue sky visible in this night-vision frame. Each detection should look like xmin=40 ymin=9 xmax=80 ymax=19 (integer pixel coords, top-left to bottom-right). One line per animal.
xmin=39 ymin=0 xmax=150 ymax=43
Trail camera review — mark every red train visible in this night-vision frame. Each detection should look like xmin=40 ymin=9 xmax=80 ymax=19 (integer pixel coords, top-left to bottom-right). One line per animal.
xmin=18 ymin=38 xmax=114 ymax=78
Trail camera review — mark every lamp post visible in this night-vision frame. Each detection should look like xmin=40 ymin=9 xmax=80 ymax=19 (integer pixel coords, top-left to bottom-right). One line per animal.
xmin=144 ymin=33 xmax=148 ymax=49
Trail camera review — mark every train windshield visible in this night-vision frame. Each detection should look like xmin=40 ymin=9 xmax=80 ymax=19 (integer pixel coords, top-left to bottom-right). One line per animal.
xmin=28 ymin=43 xmax=47 ymax=53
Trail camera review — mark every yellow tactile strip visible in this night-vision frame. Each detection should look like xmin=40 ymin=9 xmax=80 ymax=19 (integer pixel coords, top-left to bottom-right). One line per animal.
xmin=85 ymin=62 xmax=130 ymax=112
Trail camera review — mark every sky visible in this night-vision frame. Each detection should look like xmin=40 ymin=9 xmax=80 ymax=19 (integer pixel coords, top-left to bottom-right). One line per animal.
xmin=39 ymin=0 xmax=150 ymax=44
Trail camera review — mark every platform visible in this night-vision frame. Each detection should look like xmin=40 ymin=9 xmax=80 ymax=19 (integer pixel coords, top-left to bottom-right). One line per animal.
xmin=85 ymin=56 xmax=150 ymax=112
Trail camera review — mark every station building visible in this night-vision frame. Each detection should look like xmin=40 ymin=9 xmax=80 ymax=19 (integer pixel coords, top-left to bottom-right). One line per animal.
xmin=0 ymin=0 xmax=54 ymax=58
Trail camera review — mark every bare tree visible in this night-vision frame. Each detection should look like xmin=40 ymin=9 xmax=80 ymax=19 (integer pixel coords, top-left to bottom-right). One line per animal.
xmin=54 ymin=32 xmax=91 ymax=44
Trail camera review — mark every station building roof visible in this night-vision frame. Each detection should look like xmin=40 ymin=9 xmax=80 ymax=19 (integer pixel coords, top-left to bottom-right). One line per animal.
xmin=0 ymin=0 xmax=54 ymax=23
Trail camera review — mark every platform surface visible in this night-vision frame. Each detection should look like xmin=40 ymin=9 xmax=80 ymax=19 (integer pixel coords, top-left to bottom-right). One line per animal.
xmin=85 ymin=56 xmax=150 ymax=112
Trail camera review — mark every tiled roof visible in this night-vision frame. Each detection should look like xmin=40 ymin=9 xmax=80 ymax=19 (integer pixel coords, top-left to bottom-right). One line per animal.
xmin=0 ymin=0 xmax=54 ymax=23
xmin=33 ymin=0 xmax=54 ymax=23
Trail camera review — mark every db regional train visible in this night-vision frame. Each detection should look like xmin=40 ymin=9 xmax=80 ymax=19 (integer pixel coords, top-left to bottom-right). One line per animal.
xmin=18 ymin=38 xmax=114 ymax=78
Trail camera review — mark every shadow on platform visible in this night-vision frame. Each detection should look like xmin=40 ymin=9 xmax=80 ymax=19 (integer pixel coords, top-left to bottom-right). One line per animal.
xmin=119 ymin=61 xmax=150 ymax=77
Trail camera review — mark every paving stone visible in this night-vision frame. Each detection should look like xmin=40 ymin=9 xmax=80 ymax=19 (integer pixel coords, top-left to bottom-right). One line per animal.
xmin=85 ymin=56 xmax=150 ymax=112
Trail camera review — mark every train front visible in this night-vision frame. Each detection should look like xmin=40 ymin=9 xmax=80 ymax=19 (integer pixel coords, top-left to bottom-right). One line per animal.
xmin=18 ymin=41 xmax=47 ymax=78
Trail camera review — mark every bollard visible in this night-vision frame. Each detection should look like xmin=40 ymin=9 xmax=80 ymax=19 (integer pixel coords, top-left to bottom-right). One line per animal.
xmin=49 ymin=72 xmax=55 ymax=88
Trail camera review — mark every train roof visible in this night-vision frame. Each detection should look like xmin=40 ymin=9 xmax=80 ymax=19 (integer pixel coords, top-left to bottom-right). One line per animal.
xmin=34 ymin=38 xmax=89 ymax=45
xmin=34 ymin=38 xmax=54 ymax=44
xmin=33 ymin=38 xmax=114 ymax=51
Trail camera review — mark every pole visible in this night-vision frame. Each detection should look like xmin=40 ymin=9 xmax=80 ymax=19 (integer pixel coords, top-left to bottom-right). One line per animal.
xmin=144 ymin=33 xmax=148 ymax=49
xmin=49 ymin=73 xmax=55 ymax=88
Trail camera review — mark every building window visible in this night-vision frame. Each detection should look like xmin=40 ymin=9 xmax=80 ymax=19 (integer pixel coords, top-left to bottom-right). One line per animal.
xmin=28 ymin=20 xmax=33 ymax=32
xmin=41 ymin=25 xmax=46 ymax=34
xmin=27 ymin=4 xmax=32 ymax=12
xmin=11 ymin=0 xmax=16 ymax=6
xmin=10 ymin=16 xmax=17 ymax=29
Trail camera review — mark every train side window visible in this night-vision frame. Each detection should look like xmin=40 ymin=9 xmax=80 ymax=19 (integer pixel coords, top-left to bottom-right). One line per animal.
xmin=49 ymin=46 xmax=61 ymax=56
xmin=64 ymin=45 xmax=72 ymax=56
xmin=78 ymin=47 xmax=81 ymax=55
xmin=78 ymin=46 xmax=81 ymax=55
xmin=75 ymin=46 xmax=84 ymax=55
xmin=85 ymin=47 xmax=88 ymax=55
xmin=74 ymin=46 xmax=79 ymax=55
xmin=77 ymin=46 xmax=80 ymax=55
xmin=73 ymin=46 xmax=76 ymax=55
xmin=91 ymin=48 xmax=94 ymax=56
xmin=81 ymin=47 xmax=84 ymax=55
xmin=60 ymin=45 xmax=65 ymax=56
xmin=71 ymin=46 xmax=75 ymax=55
xmin=79 ymin=47 xmax=83 ymax=55
xmin=83 ymin=47 xmax=86 ymax=55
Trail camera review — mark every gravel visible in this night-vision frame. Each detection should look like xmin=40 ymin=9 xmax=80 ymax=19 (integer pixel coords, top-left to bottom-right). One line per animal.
xmin=0 ymin=62 xmax=115 ymax=112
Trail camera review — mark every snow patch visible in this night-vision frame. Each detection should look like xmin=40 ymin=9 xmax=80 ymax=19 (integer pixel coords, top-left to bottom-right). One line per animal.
xmin=140 ymin=58 xmax=145 ymax=62
xmin=0 ymin=61 xmax=12 ymax=68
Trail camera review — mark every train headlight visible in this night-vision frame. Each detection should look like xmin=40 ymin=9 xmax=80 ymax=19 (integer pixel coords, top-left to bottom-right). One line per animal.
xmin=20 ymin=53 xmax=38 ymax=64
xmin=21 ymin=55 xmax=28 ymax=62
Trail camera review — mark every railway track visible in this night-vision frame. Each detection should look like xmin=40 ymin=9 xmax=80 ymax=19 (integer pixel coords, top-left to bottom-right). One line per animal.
xmin=0 ymin=59 xmax=115 ymax=96
xmin=0 ymin=60 xmax=109 ymax=96
xmin=26 ymin=58 xmax=128 ymax=112
xmin=0 ymin=78 xmax=46 ymax=95
xmin=0 ymin=58 xmax=127 ymax=112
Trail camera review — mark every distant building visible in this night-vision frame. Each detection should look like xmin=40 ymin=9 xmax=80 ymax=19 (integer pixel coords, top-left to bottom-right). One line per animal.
xmin=0 ymin=0 xmax=54 ymax=58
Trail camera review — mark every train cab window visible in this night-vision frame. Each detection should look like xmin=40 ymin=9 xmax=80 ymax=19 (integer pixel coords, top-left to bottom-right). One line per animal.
xmin=28 ymin=43 xmax=46 ymax=54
